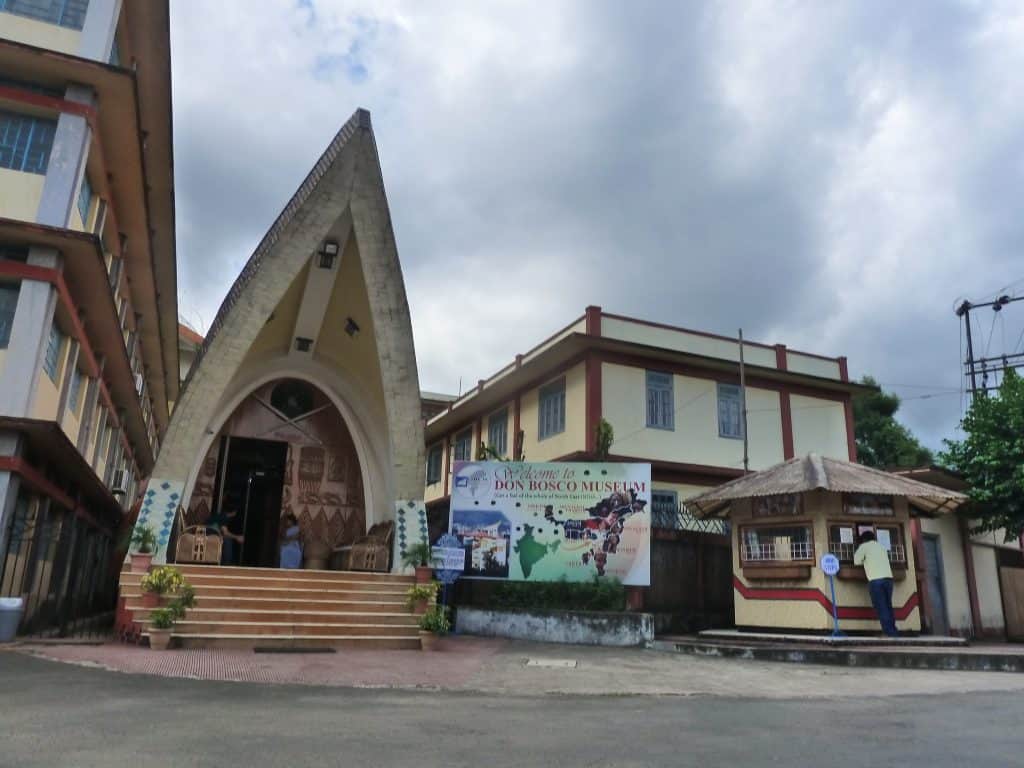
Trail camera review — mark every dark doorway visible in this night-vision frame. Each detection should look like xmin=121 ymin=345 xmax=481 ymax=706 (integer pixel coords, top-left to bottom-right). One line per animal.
xmin=923 ymin=534 xmax=949 ymax=636
xmin=217 ymin=436 xmax=288 ymax=568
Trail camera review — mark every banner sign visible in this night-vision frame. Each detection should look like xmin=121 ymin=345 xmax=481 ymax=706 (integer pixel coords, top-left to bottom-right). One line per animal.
xmin=449 ymin=462 xmax=651 ymax=585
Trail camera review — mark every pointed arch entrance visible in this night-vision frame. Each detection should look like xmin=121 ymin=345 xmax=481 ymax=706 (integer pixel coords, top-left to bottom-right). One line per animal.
xmin=181 ymin=378 xmax=366 ymax=568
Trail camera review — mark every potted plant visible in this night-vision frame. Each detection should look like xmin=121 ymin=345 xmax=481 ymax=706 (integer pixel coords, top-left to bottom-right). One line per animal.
xmin=147 ymin=606 xmax=175 ymax=651
xmin=128 ymin=526 xmax=157 ymax=573
xmin=418 ymin=605 xmax=451 ymax=651
xmin=402 ymin=541 xmax=437 ymax=584
xmin=405 ymin=582 xmax=439 ymax=615
xmin=139 ymin=566 xmax=186 ymax=608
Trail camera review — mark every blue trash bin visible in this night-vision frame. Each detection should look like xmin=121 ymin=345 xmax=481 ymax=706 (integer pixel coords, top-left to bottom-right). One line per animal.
xmin=0 ymin=597 xmax=24 ymax=642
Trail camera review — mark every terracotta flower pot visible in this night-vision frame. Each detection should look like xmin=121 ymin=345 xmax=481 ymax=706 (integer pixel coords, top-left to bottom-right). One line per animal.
xmin=414 ymin=566 xmax=433 ymax=584
xmin=140 ymin=592 xmax=160 ymax=608
xmin=148 ymin=629 xmax=172 ymax=651
xmin=131 ymin=553 xmax=154 ymax=573
xmin=419 ymin=631 xmax=439 ymax=651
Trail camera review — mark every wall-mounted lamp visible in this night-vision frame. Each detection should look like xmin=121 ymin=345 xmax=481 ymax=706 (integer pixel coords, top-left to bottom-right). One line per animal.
xmin=318 ymin=239 xmax=339 ymax=269
xmin=345 ymin=317 xmax=360 ymax=338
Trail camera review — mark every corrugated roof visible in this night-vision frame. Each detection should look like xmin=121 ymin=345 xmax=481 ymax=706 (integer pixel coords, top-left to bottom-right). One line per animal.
xmin=687 ymin=454 xmax=967 ymax=517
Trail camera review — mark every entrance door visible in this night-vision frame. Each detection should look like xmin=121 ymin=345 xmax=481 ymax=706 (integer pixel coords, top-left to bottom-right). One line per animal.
xmin=217 ymin=437 xmax=288 ymax=568
xmin=923 ymin=535 xmax=949 ymax=636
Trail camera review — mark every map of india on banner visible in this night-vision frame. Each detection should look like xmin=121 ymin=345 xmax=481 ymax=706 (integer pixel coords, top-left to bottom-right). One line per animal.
xmin=449 ymin=462 xmax=651 ymax=586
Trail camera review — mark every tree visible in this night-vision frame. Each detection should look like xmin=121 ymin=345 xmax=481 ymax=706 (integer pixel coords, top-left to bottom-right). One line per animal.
xmin=941 ymin=369 xmax=1024 ymax=540
xmin=852 ymin=376 xmax=933 ymax=469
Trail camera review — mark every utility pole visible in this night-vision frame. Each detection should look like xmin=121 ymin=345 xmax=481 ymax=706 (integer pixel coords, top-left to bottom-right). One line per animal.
xmin=957 ymin=294 xmax=1024 ymax=401
xmin=738 ymin=328 xmax=749 ymax=473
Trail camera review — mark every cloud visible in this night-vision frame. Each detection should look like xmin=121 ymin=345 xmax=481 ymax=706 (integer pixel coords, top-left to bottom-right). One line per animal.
xmin=170 ymin=0 xmax=1024 ymax=449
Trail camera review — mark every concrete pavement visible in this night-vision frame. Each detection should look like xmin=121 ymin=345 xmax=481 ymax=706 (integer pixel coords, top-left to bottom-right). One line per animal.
xmin=1 ymin=651 xmax=1022 ymax=767
xmin=13 ymin=635 xmax=1024 ymax=698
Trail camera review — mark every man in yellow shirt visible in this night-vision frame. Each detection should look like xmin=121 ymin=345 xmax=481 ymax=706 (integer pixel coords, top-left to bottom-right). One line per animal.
xmin=854 ymin=530 xmax=897 ymax=637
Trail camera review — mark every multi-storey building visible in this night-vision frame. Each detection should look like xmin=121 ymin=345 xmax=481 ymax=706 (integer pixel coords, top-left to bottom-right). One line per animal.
xmin=0 ymin=1 xmax=176 ymax=633
xmin=423 ymin=306 xmax=868 ymax=623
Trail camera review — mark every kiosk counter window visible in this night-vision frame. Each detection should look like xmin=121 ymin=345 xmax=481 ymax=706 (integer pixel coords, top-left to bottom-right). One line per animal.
xmin=741 ymin=523 xmax=814 ymax=564
xmin=829 ymin=522 xmax=907 ymax=566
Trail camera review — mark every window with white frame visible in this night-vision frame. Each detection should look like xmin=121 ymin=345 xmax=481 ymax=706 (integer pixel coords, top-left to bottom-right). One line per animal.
xmin=68 ymin=365 xmax=83 ymax=412
xmin=646 ymin=371 xmax=674 ymax=430
xmin=77 ymin=173 xmax=92 ymax=225
xmin=741 ymin=524 xmax=814 ymax=563
xmin=488 ymin=408 xmax=508 ymax=457
xmin=717 ymin=383 xmax=743 ymax=439
xmin=426 ymin=444 xmax=443 ymax=485
xmin=0 ymin=285 xmax=17 ymax=348
xmin=538 ymin=378 xmax=566 ymax=440
xmin=0 ymin=0 xmax=90 ymax=29
xmin=43 ymin=323 xmax=64 ymax=382
xmin=0 ymin=110 xmax=57 ymax=174
xmin=453 ymin=429 xmax=473 ymax=462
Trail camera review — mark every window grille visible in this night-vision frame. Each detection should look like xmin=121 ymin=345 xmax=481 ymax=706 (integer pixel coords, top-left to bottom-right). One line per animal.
xmin=0 ymin=0 xmax=90 ymax=30
xmin=538 ymin=378 xmax=565 ymax=439
xmin=0 ymin=110 xmax=57 ymax=175
xmin=487 ymin=408 xmax=508 ymax=457
xmin=0 ymin=285 xmax=17 ymax=348
xmin=646 ymin=371 xmax=674 ymax=429
xmin=426 ymin=445 xmax=443 ymax=484
xmin=717 ymin=383 xmax=743 ymax=439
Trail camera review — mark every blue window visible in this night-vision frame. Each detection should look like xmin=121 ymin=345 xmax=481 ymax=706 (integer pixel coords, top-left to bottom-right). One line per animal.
xmin=538 ymin=378 xmax=565 ymax=440
xmin=0 ymin=110 xmax=57 ymax=175
xmin=0 ymin=285 xmax=18 ymax=349
xmin=109 ymin=38 xmax=121 ymax=66
xmin=68 ymin=365 xmax=83 ymax=411
xmin=717 ymin=383 xmax=744 ymax=439
xmin=453 ymin=429 xmax=473 ymax=462
xmin=44 ymin=323 xmax=63 ymax=382
xmin=0 ymin=0 xmax=90 ymax=30
xmin=426 ymin=444 xmax=443 ymax=485
xmin=646 ymin=371 xmax=674 ymax=430
xmin=487 ymin=408 xmax=508 ymax=457
xmin=77 ymin=174 xmax=92 ymax=225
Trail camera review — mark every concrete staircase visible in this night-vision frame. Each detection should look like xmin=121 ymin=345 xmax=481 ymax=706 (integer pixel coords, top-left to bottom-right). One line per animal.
xmin=119 ymin=564 xmax=421 ymax=650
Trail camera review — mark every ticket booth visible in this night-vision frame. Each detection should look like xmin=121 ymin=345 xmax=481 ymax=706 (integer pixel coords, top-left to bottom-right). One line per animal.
xmin=687 ymin=455 xmax=966 ymax=635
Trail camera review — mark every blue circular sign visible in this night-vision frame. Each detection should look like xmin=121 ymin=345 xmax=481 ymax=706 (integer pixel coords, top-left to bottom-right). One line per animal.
xmin=820 ymin=553 xmax=840 ymax=576
xmin=433 ymin=533 xmax=465 ymax=585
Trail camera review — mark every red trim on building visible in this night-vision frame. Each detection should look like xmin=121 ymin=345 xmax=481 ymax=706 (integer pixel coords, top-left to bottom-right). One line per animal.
xmin=774 ymin=344 xmax=787 ymax=371
xmin=0 ymin=456 xmax=108 ymax=533
xmin=779 ymin=391 xmax=795 ymax=460
xmin=732 ymin=576 xmax=919 ymax=621
xmin=512 ymin=394 xmax=522 ymax=460
xmin=585 ymin=352 xmax=602 ymax=454
xmin=585 ymin=305 xmax=602 ymax=337
xmin=843 ymin=396 xmax=857 ymax=461
xmin=0 ymin=84 xmax=98 ymax=122
xmin=838 ymin=356 xmax=849 ymax=383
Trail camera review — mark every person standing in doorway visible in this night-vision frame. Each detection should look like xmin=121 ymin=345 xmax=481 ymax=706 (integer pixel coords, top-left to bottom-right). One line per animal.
xmin=854 ymin=529 xmax=897 ymax=637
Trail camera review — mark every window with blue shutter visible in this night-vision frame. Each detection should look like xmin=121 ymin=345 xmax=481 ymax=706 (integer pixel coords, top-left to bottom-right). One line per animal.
xmin=487 ymin=408 xmax=508 ymax=457
xmin=717 ymin=383 xmax=743 ymax=439
xmin=0 ymin=0 xmax=91 ymax=29
xmin=426 ymin=444 xmax=443 ymax=484
xmin=453 ymin=429 xmax=473 ymax=462
xmin=538 ymin=378 xmax=566 ymax=440
xmin=43 ymin=323 xmax=64 ymax=381
xmin=0 ymin=110 xmax=57 ymax=175
xmin=77 ymin=174 xmax=93 ymax=226
xmin=646 ymin=371 xmax=674 ymax=430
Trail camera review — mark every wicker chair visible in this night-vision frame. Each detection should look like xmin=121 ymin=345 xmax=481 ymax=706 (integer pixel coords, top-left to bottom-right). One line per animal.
xmin=345 ymin=521 xmax=394 ymax=572
xmin=175 ymin=525 xmax=223 ymax=565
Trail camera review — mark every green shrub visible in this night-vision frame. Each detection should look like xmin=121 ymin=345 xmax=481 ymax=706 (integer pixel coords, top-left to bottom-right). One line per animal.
xmin=488 ymin=577 xmax=626 ymax=612
xmin=149 ymin=607 xmax=175 ymax=630
xmin=405 ymin=582 xmax=439 ymax=609
xmin=418 ymin=605 xmax=451 ymax=635
xmin=140 ymin=566 xmax=187 ymax=595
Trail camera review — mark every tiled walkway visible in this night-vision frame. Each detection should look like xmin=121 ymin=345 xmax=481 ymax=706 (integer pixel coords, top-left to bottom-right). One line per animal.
xmin=17 ymin=637 xmax=505 ymax=689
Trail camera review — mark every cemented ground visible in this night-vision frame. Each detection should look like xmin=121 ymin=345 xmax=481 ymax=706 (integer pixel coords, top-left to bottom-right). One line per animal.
xmin=2 ymin=648 xmax=1022 ymax=768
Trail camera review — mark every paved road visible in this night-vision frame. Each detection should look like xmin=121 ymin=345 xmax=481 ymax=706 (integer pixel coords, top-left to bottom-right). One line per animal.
xmin=2 ymin=652 xmax=1021 ymax=767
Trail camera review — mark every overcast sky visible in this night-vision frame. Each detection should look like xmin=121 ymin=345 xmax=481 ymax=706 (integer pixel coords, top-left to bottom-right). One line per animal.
xmin=170 ymin=0 xmax=1024 ymax=451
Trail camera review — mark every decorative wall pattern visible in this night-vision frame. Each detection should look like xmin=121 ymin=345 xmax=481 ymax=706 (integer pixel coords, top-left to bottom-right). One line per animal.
xmin=183 ymin=379 xmax=366 ymax=550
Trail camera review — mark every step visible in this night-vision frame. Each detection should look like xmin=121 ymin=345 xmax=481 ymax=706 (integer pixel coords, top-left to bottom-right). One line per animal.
xmin=149 ymin=620 xmax=421 ymax=637
xmin=128 ymin=596 xmax=408 ymax=613
xmin=129 ymin=608 xmax=417 ymax=625
xmin=121 ymin=585 xmax=410 ymax=602
xmin=120 ymin=573 xmax=413 ymax=594
xmin=150 ymin=633 xmax=423 ymax=651
xmin=172 ymin=564 xmax=415 ymax=584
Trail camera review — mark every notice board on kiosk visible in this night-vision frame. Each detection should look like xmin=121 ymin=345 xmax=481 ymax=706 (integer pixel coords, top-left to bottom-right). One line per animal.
xmin=448 ymin=462 xmax=651 ymax=586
